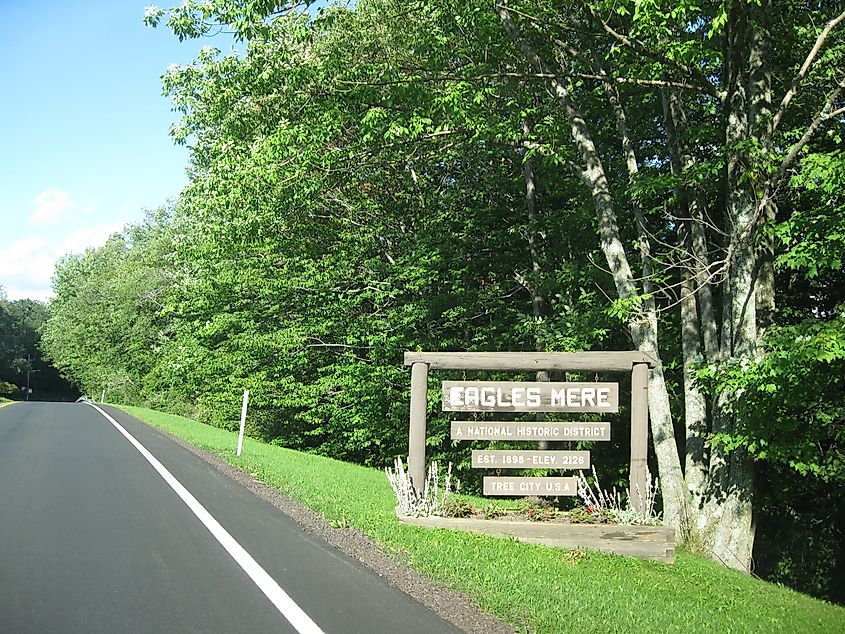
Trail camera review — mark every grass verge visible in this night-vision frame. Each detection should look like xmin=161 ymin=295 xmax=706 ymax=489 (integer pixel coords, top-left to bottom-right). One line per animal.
xmin=116 ymin=404 xmax=844 ymax=633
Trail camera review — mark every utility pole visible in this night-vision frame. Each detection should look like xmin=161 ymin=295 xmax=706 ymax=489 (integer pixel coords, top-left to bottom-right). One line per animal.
xmin=26 ymin=354 xmax=31 ymax=402
xmin=25 ymin=354 xmax=39 ymax=402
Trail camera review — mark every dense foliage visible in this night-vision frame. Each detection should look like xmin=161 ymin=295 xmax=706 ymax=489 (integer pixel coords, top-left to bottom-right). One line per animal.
xmin=0 ymin=288 xmax=76 ymax=401
xmin=41 ymin=0 xmax=843 ymax=598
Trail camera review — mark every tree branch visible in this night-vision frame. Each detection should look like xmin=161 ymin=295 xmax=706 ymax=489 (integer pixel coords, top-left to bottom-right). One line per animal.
xmin=771 ymin=9 xmax=845 ymax=133
xmin=584 ymin=4 xmax=724 ymax=101
xmin=773 ymin=75 xmax=845 ymax=187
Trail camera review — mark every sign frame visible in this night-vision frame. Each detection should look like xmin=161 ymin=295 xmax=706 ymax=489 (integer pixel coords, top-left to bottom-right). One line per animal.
xmin=404 ymin=351 xmax=655 ymax=515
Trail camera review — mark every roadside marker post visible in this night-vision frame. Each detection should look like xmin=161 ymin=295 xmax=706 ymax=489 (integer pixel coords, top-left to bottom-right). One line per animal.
xmin=237 ymin=390 xmax=249 ymax=457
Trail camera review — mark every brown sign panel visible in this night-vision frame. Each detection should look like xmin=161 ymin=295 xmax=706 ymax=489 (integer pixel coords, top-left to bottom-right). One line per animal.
xmin=483 ymin=477 xmax=578 ymax=496
xmin=451 ymin=421 xmax=611 ymax=441
xmin=442 ymin=381 xmax=619 ymax=413
xmin=471 ymin=450 xmax=590 ymax=469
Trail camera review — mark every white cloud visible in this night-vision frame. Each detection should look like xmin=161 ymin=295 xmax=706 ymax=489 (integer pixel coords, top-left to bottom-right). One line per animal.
xmin=0 ymin=222 xmax=126 ymax=302
xmin=0 ymin=236 xmax=54 ymax=301
xmin=29 ymin=189 xmax=77 ymax=225
xmin=0 ymin=236 xmax=50 ymax=277
xmin=56 ymin=223 xmax=125 ymax=257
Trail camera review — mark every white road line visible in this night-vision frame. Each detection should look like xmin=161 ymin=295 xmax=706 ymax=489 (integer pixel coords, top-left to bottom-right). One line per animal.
xmin=86 ymin=403 xmax=325 ymax=634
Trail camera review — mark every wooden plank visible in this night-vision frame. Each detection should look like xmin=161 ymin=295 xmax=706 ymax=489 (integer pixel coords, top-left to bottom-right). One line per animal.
xmin=451 ymin=421 xmax=611 ymax=441
xmin=483 ymin=477 xmax=578 ymax=496
xmin=472 ymin=450 xmax=590 ymax=469
xmin=443 ymin=381 xmax=618 ymax=413
xmin=396 ymin=515 xmax=676 ymax=563
xmin=405 ymin=351 xmax=658 ymax=371
xmin=407 ymin=362 xmax=429 ymax=494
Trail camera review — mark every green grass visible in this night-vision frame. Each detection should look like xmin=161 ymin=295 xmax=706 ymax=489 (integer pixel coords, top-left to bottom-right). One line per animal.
xmin=116 ymin=404 xmax=845 ymax=633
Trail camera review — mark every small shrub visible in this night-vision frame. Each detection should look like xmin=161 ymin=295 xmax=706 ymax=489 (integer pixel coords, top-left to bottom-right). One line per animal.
xmin=483 ymin=504 xmax=505 ymax=520
xmin=519 ymin=497 xmax=557 ymax=522
xmin=0 ymin=381 xmax=20 ymax=397
xmin=443 ymin=499 xmax=475 ymax=518
xmin=568 ymin=505 xmax=596 ymax=524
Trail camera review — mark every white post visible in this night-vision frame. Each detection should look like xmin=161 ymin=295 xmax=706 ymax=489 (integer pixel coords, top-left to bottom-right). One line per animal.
xmin=100 ymin=390 xmax=106 ymax=404
xmin=237 ymin=389 xmax=249 ymax=457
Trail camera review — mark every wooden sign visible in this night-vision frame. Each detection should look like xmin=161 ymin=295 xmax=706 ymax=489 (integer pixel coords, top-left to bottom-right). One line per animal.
xmin=442 ymin=381 xmax=619 ymax=413
xmin=484 ymin=477 xmax=578 ymax=496
xmin=451 ymin=421 xmax=611 ymax=441
xmin=471 ymin=450 xmax=590 ymax=469
xmin=406 ymin=352 xmax=652 ymax=513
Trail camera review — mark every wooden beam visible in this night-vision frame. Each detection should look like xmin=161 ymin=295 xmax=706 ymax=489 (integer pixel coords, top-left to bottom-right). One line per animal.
xmin=407 ymin=361 xmax=429 ymax=495
xmin=629 ymin=362 xmax=649 ymax=516
xmin=404 ymin=351 xmax=658 ymax=371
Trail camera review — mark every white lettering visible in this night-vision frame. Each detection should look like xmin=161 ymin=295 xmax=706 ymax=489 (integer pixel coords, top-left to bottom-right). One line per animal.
xmin=519 ymin=481 xmax=542 ymax=492
xmin=492 ymin=481 xmax=515 ymax=492
xmin=597 ymin=388 xmax=611 ymax=407
xmin=449 ymin=387 xmax=464 ymax=407
xmin=581 ymin=387 xmax=596 ymax=406
xmin=496 ymin=388 xmax=511 ymax=407
xmin=511 ymin=387 xmax=525 ymax=407
xmin=527 ymin=387 xmax=541 ymax=407
xmin=465 ymin=387 xmax=479 ymax=407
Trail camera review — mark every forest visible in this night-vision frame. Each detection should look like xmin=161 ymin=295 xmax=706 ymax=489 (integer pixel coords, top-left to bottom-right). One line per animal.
xmin=0 ymin=292 xmax=75 ymax=402
xmin=35 ymin=0 xmax=843 ymax=601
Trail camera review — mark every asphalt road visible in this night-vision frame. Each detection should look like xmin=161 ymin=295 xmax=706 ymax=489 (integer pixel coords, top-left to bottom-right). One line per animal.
xmin=0 ymin=402 xmax=462 ymax=633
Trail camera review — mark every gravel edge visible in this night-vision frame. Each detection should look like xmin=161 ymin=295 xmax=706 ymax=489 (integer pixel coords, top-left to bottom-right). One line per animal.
xmin=142 ymin=422 xmax=516 ymax=634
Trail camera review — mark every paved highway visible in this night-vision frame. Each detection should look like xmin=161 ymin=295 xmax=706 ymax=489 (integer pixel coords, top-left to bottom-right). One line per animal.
xmin=0 ymin=402 xmax=462 ymax=633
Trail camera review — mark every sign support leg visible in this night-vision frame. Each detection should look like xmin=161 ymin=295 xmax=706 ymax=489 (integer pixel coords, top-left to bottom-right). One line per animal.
xmin=408 ymin=362 xmax=429 ymax=496
xmin=630 ymin=362 xmax=649 ymax=516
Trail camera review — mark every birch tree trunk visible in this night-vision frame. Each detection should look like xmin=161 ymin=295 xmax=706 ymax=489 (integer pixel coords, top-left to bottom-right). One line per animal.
xmin=495 ymin=0 xmax=690 ymax=530
xmin=662 ymin=90 xmax=711 ymax=514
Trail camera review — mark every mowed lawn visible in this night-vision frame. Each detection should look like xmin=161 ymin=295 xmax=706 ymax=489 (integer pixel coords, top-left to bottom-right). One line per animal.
xmin=116 ymin=404 xmax=845 ymax=634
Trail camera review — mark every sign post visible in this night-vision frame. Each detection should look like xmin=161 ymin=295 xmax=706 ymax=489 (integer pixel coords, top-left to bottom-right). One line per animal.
xmin=629 ymin=363 xmax=649 ymax=515
xmin=408 ymin=362 xmax=429 ymax=493
xmin=237 ymin=389 xmax=250 ymax=457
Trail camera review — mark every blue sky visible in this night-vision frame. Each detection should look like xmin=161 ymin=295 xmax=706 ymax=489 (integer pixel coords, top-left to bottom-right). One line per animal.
xmin=0 ymin=1 xmax=233 ymax=301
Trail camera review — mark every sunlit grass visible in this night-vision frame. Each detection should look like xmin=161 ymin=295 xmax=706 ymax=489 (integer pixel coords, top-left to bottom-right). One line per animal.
xmin=117 ymin=404 xmax=845 ymax=633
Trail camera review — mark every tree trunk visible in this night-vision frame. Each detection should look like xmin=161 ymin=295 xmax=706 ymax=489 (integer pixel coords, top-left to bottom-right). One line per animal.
xmin=523 ymin=120 xmax=547 ymax=335
xmin=495 ymin=1 xmax=690 ymax=530
xmin=698 ymin=5 xmax=757 ymax=571
xmin=522 ymin=120 xmax=552 ymax=449
xmin=662 ymin=90 xmax=710 ymax=513
xmin=750 ymin=0 xmax=776 ymax=336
